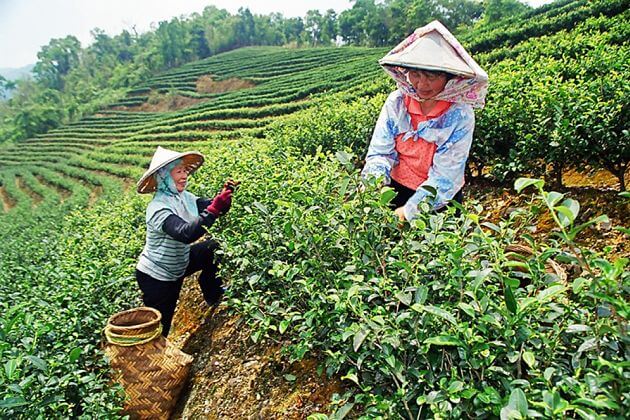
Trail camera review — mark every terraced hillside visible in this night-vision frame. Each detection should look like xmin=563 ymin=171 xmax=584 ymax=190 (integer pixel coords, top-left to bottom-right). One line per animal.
xmin=0 ymin=0 xmax=627 ymax=213
xmin=0 ymin=47 xmax=388 ymax=213
xmin=0 ymin=0 xmax=628 ymax=417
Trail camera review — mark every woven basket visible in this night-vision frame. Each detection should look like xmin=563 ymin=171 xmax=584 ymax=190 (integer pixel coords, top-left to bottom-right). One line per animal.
xmin=103 ymin=307 xmax=193 ymax=419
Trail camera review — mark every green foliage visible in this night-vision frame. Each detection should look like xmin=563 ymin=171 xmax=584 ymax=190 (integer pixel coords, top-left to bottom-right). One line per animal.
xmin=0 ymin=1 xmax=628 ymax=416
xmin=337 ymin=0 xmax=486 ymax=46
xmin=483 ymin=0 xmax=530 ymax=24
xmin=266 ymin=91 xmax=387 ymax=157
xmin=0 ymin=0 xmax=546 ymax=145
xmin=33 ymin=36 xmax=81 ymax=90
xmin=187 ymin=138 xmax=629 ymax=418
xmin=0 ymin=190 xmax=145 ymax=416
xmin=472 ymin=9 xmax=629 ymax=189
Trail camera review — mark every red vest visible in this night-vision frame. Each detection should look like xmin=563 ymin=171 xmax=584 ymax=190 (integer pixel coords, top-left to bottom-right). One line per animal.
xmin=391 ymin=96 xmax=452 ymax=190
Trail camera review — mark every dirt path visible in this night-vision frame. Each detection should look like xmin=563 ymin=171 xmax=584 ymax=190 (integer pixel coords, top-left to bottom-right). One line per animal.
xmin=0 ymin=185 xmax=15 ymax=212
xmin=15 ymin=176 xmax=43 ymax=208
xmin=88 ymin=186 xmax=104 ymax=206
xmin=169 ymin=280 xmax=344 ymax=419
xmin=34 ymin=175 xmax=71 ymax=201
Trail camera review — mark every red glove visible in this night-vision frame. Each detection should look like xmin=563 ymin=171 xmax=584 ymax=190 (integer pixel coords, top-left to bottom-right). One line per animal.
xmin=206 ymin=189 xmax=232 ymax=217
xmin=224 ymin=179 xmax=240 ymax=192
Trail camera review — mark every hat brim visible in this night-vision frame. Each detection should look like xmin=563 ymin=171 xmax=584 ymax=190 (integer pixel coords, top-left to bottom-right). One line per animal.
xmin=137 ymin=152 xmax=204 ymax=194
xmin=379 ymin=61 xmax=475 ymax=78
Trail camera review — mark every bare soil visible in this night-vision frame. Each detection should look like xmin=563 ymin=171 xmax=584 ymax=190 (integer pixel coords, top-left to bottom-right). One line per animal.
xmin=112 ymin=93 xmax=207 ymax=112
xmin=88 ymin=186 xmax=104 ymax=206
xmin=0 ymin=185 xmax=15 ymax=212
xmin=15 ymin=175 xmax=43 ymax=207
xmin=196 ymin=76 xmax=255 ymax=94
xmin=110 ymin=77 xmax=255 ymax=113
xmin=468 ymin=167 xmax=629 ymax=259
xmin=169 ymin=279 xmax=344 ymax=420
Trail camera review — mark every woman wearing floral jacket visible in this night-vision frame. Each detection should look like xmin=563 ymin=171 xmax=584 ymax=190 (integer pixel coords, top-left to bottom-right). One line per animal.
xmin=362 ymin=21 xmax=488 ymax=221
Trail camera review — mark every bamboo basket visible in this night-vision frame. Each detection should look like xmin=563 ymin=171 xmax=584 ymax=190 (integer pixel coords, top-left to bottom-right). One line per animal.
xmin=103 ymin=307 xmax=193 ymax=419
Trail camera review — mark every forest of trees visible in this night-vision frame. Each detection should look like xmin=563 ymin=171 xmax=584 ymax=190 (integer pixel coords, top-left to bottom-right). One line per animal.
xmin=0 ymin=0 xmax=532 ymax=144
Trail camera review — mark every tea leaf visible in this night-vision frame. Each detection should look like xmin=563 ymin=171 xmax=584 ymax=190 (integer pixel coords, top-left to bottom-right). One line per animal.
xmin=514 ymin=178 xmax=544 ymax=193
xmin=458 ymin=302 xmax=475 ymax=318
xmin=379 ymin=187 xmax=396 ymax=205
xmin=522 ymin=351 xmax=536 ymax=368
xmin=566 ymin=324 xmax=591 ymax=333
xmin=0 ymin=397 xmax=29 ymax=408
xmin=341 ymin=371 xmax=360 ymax=386
xmin=504 ymin=285 xmax=517 ymax=315
xmin=4 ymin=359 xmax=18 ymax=380
xmin=335 ymin=151 xmax=353 ymax=165
xmin=279 ymin=319 xmax=290 ymax=334
xmin=69 ymin=347 xmax=82 ymax=363
xmin=536 ymin=285 xmax=565 ymax=303
xmin=26 ymin=355 xmax=47 ymax=372
xmin=332 ymin=402 xmax=355 ymax=420
xmin=253 ymin=201 xmax=268 ymax=214
xmin=395 ymin=291 xmax=412 ymax=306
xmin=555 ymin=199 xmax=579 ymax=227
xmin=415 ymin=286 xmax=428 ymax=304
xmin=353 ymin=329 xmax=369 ymax=352
xmin=577 ymin=337 xmax=598 ymax=354
xmin=545 ymin=191 xmax=564 ymax=207
xmin=424 ymin=335 xmax=464 ymax=347
xmin=573 ymin=397 xmax=619 ymax=410
xmin=448 ymin=380 xmax=465 ymax=394
xmin=508 ymin=388 xmax=528 ymax=415
xmin=412 ymin=304 xmax=456 ymax=324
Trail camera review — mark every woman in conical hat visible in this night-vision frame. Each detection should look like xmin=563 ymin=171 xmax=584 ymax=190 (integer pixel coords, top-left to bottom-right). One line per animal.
xmin=135 ymin=146 xmax=235 ymax=337
xmin=362 ymin=20 xmax=488 ymax=221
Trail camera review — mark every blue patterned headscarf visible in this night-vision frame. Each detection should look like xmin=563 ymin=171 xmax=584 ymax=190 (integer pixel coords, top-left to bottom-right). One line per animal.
xmin=155 ymin=159 xmax=183 ymax=197
xmin=151 ymin=158 xmax=198 ymax=222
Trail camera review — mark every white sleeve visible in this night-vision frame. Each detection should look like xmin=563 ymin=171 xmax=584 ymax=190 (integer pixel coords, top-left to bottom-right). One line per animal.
xmin=361 ymin=91 xmax=405 ymax=184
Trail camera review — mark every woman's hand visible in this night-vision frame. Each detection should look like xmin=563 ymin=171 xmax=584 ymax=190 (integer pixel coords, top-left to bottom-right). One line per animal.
xmin=394 ymin=207 xmax=406 ymax=222
xmin=206 ymin=189 xmax=232 ymax=217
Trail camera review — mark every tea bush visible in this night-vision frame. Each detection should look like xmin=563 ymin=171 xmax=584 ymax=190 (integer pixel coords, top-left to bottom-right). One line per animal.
xmin=266 ymin=91 xmax=387 ymax=157
xmin=205 ymin=144 xmax=629 ymax=418
xmin=0 ymin=0 xmax=628 ymax=416
xmin=0 ymin=193 xmax=145 ymax=416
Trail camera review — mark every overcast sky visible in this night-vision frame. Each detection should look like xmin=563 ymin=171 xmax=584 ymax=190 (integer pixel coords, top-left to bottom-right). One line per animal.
xmin=0 ymin=0 xmax=553 ymax=69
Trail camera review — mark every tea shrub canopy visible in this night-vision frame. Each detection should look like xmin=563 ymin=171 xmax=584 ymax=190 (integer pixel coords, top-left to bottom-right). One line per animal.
xmin=0 ymin=0 xmax=628 ymax=417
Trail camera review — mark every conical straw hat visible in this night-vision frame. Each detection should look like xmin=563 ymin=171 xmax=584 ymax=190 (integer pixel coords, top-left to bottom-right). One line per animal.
xmin=137 ymin=146 xmax=204 ymax=194
xmin=379 ymin=20 xmax=488 ymax=108
xmin=379 ymin=30 xmax=475 ymax=77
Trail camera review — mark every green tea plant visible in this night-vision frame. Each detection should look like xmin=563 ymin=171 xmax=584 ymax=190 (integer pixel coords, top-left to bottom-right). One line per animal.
xmin=0 ymin=2 xmax=628 ymax=415
xmin=208 ymin=143 xmax=628 ymax=418
xmin=0 ymin=192 xmax=146 ymax=417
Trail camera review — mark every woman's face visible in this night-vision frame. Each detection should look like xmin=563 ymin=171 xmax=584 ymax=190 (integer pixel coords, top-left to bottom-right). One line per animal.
xmin=406 ymin=69 xmax=449 ymax=99
xmin=170 ymin=164 xmax=189 ymax=192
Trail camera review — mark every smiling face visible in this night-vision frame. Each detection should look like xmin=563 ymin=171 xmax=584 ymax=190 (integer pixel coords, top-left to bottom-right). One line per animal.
xmin=406 ymin=69 xmax=449 ymax=99
xmin=170 ymin=164 xmax=189 ymax=193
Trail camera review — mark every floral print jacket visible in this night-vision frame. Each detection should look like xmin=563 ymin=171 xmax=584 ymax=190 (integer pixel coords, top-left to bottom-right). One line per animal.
xmin=362 ymin=89 xmax=475 ymax=221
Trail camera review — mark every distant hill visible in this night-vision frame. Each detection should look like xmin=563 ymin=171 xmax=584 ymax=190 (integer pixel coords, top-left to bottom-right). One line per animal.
xmin=0 ymin=64 xmax=34 ymax=81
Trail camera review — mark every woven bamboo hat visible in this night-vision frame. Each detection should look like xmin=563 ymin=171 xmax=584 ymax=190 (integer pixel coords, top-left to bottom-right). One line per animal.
xmin=137 ymin=146 xmax=204 ymax=194
xmin=379 ymin=30 xmax=475 ymax=77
